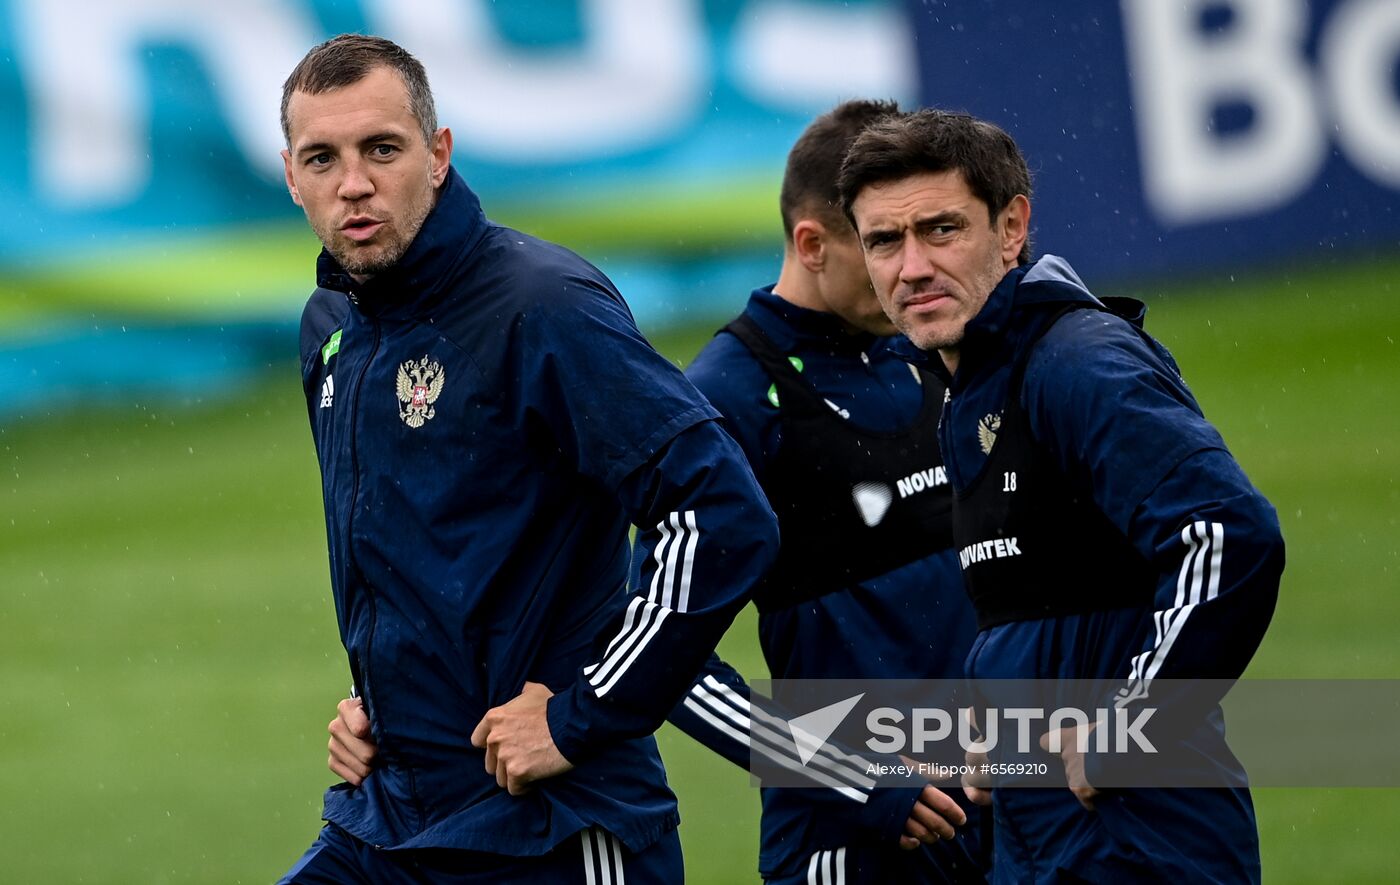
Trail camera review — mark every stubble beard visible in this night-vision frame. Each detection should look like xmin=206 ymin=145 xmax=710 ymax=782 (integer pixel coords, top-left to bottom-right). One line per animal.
xmin=317 ymin=188 xmax=435 ymax=278
xmin=899 ymin=250 xmax=1009 ymax=353
xmin=902 ymin=316 xmax=961 ymax=354
xmin=888 ymin=289 xmax=964 ymax=353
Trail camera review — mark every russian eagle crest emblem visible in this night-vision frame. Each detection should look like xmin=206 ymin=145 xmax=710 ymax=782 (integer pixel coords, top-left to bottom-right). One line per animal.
xmin=396 ymin=355 xmax=445 ymax=428
xmin=977 ymin=412 xmax=1002 ymax=455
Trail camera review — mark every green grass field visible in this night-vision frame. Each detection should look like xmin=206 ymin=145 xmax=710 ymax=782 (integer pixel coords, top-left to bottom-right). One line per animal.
xmin=2 ymin=256 xmax=1397 ymax=882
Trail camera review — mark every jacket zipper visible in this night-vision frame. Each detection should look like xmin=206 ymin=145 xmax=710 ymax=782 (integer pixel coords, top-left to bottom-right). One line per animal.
xmin=345 ymin=315 xmax=382 ymax=725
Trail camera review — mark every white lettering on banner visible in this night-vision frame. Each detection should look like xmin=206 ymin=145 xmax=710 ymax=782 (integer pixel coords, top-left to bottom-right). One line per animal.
xmin=729 ymin=1 xmax=915 ymax=108
xmin=12 ymin=0 xmax=1393 ymax=223
xmin=366 ymin=0 xmax=705 ymax=160
xmin=1321 ymin=0 xmax=1400 ymax=187
xmin=1122 ymin=0 xmax=1325 ymax=226
xmin=13 ymin=0 xmax=317 ymax=205
xmin=1122 ymin=0 xmax=1400 ymax=226
xmin=11 ymin=0 xmax=917 ymax=208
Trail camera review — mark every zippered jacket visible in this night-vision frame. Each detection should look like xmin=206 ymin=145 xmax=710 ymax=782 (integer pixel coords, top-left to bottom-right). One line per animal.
xmin=298 ymin=168 xmax=778 ymax=855
xmin=896 ymin=255 xmax=1284 ymax=883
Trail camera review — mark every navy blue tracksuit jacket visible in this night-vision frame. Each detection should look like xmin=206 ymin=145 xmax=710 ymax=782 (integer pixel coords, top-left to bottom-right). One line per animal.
xmin=905 ymin=256 xmax=1285 ymax=883
xmin=297 ymin=168 xmax=777 ymax=857
xmin=643 ymin=288 xmax=983 ymax=882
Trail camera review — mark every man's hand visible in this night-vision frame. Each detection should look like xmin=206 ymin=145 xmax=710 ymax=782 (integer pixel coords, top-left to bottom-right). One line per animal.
xmin=470 ymin=681 xmax=574 ymax=796
xmin=328 ymin=697 xmax=378 ymax=786
xmin=897 ymin=783 xmax=968 ymax=850
xmin=1039 ymin=724 xmax=1100 ymax=810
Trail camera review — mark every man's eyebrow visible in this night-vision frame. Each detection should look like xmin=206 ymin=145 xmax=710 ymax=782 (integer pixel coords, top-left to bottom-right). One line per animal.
xmin=295 ymin=141 xmax=334 ymax=159
xmin=360 ymin=131 xmax=407 ymax=145
xmin=295 ymin=132 xmax=407 ymax=159
xmin=916 ymin=210 xmax=968 ymax=227
xmin=861 ymin=224 xmax=898 ymax=240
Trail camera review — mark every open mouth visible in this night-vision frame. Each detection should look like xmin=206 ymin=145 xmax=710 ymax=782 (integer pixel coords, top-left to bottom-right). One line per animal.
xmin=341 ymin=218 xmax=384 ymax=242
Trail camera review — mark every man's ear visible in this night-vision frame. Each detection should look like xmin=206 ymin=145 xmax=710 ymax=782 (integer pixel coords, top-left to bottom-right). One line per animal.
xmin=791 ymin=219 xmax=827 ymax=274
xmin=429 ymin=127 xmax=453 ymax=187
xmin=282 ymin=149 xmax=302 ymax=207
xmin=999 ymin=194 xmax=1030 ymax=266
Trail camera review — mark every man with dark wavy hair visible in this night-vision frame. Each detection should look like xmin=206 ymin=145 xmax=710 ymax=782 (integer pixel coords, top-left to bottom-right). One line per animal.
xmin=838 ymin=108 xmax=1284 ymax=884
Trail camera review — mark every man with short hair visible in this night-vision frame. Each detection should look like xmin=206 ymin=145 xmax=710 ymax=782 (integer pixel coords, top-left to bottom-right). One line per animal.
xmin=278 ymin=33 xmax=778 ymax=883
xmin=658 ymin=99 xmax=987 ymax=884
xmin=837 ymin=108 xmax=1285 ymax=883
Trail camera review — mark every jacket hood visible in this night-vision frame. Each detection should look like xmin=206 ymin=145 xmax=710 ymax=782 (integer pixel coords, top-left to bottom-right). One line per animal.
xmin=963 ymin=254 xmax=1098 ymax=346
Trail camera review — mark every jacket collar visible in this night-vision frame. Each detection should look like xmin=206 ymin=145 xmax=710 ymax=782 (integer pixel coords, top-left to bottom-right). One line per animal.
xmin=955 ymin=255 xmax=1102 ymax=384
xmin=314 ymin=166 xmax=489 ymax=317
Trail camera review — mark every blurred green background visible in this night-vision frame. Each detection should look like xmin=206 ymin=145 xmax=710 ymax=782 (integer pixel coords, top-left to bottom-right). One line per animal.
xmin=3 ymin=255 xmax=1397 ymax=882
xmin=5 ymin=1 xmax=1400 ymax=879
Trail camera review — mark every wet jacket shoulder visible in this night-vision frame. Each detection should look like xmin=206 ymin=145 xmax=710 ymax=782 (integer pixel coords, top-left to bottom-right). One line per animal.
xmin=940 ymin=253 xmax=1282 ymax=691
xmin=936 ymin=253 xmax=1283 ymax=885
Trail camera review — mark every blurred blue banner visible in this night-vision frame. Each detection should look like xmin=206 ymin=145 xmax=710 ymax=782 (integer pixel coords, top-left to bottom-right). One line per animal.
xmin=0 ymin=0 xmax=912 ymax=274
xmin=906 ymin=0 xmax=1400 ymax=282
xmin=3 ymin=0 xmax=1397 ymax=415
xmin=0 ymin=0 xmax=916 ymax=414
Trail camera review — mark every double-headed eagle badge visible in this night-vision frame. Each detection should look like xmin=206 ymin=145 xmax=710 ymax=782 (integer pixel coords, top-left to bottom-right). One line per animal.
xmin=396 ymin=355 xmax=445 ymax=429
xmin=977 ymin=411 xmax=1002 ymax=455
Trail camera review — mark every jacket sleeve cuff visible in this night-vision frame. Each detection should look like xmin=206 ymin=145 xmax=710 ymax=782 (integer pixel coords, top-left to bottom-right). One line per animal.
xmin=859 ymin=781 xmax=926 ymax=844
xmin=546 ymin=686 xmax=598 ymax=766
